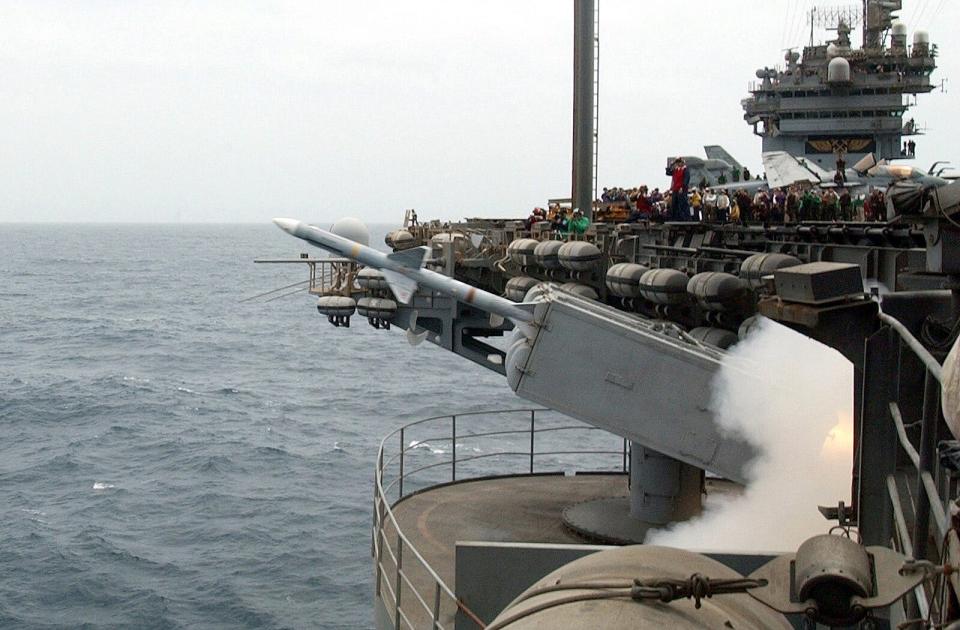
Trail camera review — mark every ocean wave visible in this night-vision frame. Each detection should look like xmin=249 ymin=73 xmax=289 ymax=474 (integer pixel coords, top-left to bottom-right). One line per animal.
xmin=18 ymin=508 xmax=46 ymax=517
xmin=34 ymin=454 xmax=80 ymax=473
xmin=16 ymin=508 xmax=49 ymax=526
xmin=196 ymin=455 xmax=247 ymax=475
xmin=107 ymin=424 xmax=138 ymax=434
xmin=407 ymin=439 xmax=482 ymax=455
xmin=253 ymin=445 xmax=293 ymax=458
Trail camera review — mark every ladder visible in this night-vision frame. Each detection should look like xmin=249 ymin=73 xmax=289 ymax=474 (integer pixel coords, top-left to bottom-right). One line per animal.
xmin=591 ymin=0 xmax=600 ymax=204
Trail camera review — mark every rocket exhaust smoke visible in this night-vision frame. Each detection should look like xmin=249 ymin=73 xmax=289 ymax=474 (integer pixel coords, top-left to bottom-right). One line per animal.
xmin=647 ymin=317 xmax=854 ymax=552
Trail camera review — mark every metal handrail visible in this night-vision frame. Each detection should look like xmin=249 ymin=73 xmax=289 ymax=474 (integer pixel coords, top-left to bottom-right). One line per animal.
xmin=293 ymin=258 xmax=360 ymax=296
xmin=882 ymin=333 xmax=945 ymax=529
xmin=890 ymin=402 xmax=921 ymax=469
xmin=886 ymin=475 xmax=931 ymax=620
xmin=880 ymin=310 xmax=952 ymax=622
xmin=373 ymin=408 xmax=629 ymax=629
xmin=878 ymin=311 xmax=944 ymax=383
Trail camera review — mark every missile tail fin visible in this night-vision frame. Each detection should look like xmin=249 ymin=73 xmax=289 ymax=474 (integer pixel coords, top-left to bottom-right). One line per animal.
xmin=406 ymin=329 xmax=428 ymax=346
xmin=386 ymin=246 xmax=430 ymax=270
xmin=405 ymin=310 xmax=429 ymax=346
xmin=381 ymin=269 xmax=418 ymax=304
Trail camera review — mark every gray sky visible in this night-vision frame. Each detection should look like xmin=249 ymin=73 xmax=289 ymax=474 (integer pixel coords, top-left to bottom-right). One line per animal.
xmin=1 ymin=1 xmax=956 ymax=223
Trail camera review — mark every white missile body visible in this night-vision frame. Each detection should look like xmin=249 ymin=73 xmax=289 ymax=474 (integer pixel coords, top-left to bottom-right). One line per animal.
xmin=272 ymin=218 xmax=535 ymax=326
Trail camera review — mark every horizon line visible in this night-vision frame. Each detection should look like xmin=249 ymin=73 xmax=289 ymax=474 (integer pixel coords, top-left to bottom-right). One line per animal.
xmin=0 ymin=219 xmax=411 ymax=225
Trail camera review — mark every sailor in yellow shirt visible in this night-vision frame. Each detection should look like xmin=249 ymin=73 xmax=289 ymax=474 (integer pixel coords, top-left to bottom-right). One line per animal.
xmin=689 ymin=189 xmax=703 ymax=221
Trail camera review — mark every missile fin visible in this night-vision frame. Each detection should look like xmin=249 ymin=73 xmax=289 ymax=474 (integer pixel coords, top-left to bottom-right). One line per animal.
xmin=386 ymin=246 xmax=430 ymax=270
xmin=407 ymin=329 xmax=428 ymax=346
xmin=381 ymin=269 xmax=418 ymax=304
xmin=405 ymin=309 xmax=429 ymax=346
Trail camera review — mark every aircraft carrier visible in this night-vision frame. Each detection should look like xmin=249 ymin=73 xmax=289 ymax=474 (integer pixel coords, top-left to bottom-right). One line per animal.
xmin=266 ymin=1 xmax=960 ymax=627
xmin=741 ymin=1 xmax=936 ymax=170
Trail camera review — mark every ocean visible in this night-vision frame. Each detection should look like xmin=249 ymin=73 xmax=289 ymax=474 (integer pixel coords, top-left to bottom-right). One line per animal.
xmin=0 ymin=223 xmax=516 ymax=629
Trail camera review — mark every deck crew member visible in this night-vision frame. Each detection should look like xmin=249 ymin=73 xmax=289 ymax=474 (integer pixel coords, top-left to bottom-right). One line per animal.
xmin=666 ymin=158 xmax=690 ymax=221
xmin=568 ymin=209 xmax=590 ymax=235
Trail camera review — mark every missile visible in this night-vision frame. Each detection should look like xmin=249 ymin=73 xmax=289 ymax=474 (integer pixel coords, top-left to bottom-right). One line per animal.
xmin=272 ymin=218 xmax=535 ymax=328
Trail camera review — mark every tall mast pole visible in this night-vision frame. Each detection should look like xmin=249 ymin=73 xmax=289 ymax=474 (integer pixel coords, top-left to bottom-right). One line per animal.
xmin=862 ymin=0 xmax=867 ymax=47
xmin=572 ymin=0 xmax=595 ymax=220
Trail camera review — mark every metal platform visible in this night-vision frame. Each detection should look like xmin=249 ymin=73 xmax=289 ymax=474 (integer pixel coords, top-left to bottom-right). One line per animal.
xmin=372 ymin=408 xmax=740 ymax=629
xmin=372 ymin=408 xmax=632 ymax=629
xmin=379 ymin=473 xmax=627 ymax=629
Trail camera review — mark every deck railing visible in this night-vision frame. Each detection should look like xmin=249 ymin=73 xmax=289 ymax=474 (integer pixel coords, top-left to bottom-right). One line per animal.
xmin=305 ymin=259 xmax=357 ymax=296
xmin=878 ymin=311 xmax=959 ymax=623
xmin=372 ymin=408 xmax=628 ymax=630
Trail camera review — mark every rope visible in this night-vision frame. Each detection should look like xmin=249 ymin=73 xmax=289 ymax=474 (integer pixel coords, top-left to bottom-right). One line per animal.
xmin=782 ymin=0 xmax=796 ymax=50
xmin=908 ymin=0 xmax=932 ymax=29
xmin=632 ymin=574 xmax=768 ymax=609
xmin=238 ymin=278 xmax=311 ymax=303
xmin=485 ymin=591 xmax=630 ymax=630
xmin=913 ymin=0 xmax=934 ymax=28
xmin=484 ymin=574 xmax=768 ymax=629
xmin=792 ymin=0 xmax=812 ymax=47
xmin=457 ymin=598 xmax=488 ymax=629
xmin=925 ymin=0 xmax=949 ymax=28
xmin=262 ymin=286 xmax=311 ymax=303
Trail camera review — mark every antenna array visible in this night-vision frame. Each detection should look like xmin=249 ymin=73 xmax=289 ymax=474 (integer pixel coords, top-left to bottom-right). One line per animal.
xmin=809 ymin=4 xmax=863 ymax=28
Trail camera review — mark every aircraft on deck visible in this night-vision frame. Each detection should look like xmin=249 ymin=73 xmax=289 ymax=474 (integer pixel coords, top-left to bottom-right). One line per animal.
xmin=761 ymin=151 xmax=950 ymax=191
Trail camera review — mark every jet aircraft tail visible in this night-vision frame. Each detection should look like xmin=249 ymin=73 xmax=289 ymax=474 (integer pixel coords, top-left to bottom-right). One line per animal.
xmin=704 ymin=145 xmax=743 ymax=171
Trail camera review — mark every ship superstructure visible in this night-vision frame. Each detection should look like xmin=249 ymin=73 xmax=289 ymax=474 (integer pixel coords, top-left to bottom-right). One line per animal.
xmin=270 ymin=181 xmax=960 ymax=629
xmin=742 ymin=0 xmax=937 ymax=169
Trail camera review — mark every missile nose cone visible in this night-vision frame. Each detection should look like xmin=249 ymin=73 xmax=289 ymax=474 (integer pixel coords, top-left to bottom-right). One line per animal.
xmin=272 ymin=217 xmax=300 ymax=234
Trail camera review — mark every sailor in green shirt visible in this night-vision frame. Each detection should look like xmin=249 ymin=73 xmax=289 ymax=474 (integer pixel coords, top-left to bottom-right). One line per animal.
xmin=799 ymin=189 xmax=821 ymax=221
xmin=853 ymin=195 xmax=866 ymax=221
xmin=568 ymin=209 xmax=590 ymax=235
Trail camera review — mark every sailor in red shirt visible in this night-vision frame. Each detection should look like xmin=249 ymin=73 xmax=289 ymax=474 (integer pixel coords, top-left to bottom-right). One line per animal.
xmin=666 ymin=158 xmax=691 ymax=221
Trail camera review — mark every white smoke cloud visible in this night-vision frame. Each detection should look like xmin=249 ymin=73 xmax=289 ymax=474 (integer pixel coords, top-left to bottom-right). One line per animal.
xmin=647 ymin=317 xmax=854 ymax=552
